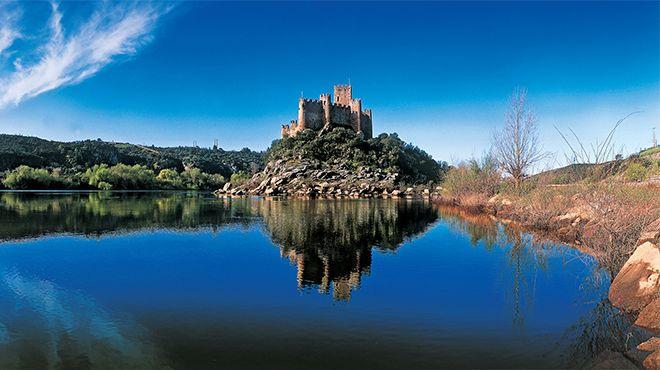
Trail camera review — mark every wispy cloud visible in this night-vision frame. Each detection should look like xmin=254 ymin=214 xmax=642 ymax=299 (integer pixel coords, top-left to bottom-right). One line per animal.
xmin=0 ymin=3 xmax=21 ymax=56
xmin=0 ymin=1 xmax=170 ymax=109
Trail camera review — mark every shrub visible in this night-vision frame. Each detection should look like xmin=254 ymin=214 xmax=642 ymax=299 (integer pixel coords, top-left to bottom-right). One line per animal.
xmin=97 ymin=181 xmax=113 ymax=190
xmin=625 ymin=162 xmax=647 ymax=182
xmin=181 ymin=168 xmax=226 ymax=190
xmin=157 ymin=168 xmax=184 ymax=189
xmin=207 ymin=174 xmax=227 ymax=190
xmin=442 ymin=154 xmax=501 ymax=197
xmin=230 ymin=171 xmax=250 ymax=186
xmin=2 ymin=166 xmax=65 ymax=189
xmin=84 ymin=164 xmax=156 ymax=190
xmin=1 ymin=164 xmax=228 ymax=191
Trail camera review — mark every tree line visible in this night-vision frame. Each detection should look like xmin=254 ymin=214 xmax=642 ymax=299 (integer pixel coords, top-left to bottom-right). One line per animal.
xmin=0 ymin=135 xmax=264 ymax=190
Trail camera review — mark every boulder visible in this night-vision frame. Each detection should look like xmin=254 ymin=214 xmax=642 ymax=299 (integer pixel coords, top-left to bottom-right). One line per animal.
xmin=636 ymin=297 xmax=660 ymax=334
xmin=638 ymin=337 xmax=660 ymax=352
xmin=609 ymin=242 xmax=660 ymax=312
xmin=222 ymin=182 xmax=232 ymax=192
xmin=644 ymin=350 xmax=660 ymax=370
xmin=258 ymin=178 xmax=270 ymax=189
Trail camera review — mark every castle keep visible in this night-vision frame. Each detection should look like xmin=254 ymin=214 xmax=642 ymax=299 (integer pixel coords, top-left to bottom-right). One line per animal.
xmin=281 ymin=84 xmax=373 ymax=139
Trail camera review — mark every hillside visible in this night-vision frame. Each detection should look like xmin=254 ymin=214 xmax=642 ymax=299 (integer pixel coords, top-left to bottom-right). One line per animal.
xmin=219 ymin=127 xmax=449 ymax=197
xmin=532 ymin=148 xmax=660 ymax=185
xmin=0 ymin=134 xmax=264 ymax=178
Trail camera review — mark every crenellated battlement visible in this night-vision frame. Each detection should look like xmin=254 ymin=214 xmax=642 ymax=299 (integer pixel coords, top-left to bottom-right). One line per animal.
xmin=282 ymin=84 xmax=373 ymax=139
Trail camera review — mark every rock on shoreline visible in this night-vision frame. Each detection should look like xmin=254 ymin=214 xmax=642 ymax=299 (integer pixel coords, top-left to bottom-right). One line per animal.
xmin=214 ymin=159 xmax=439 ymax=198
xmin=608 ymin=219 xmax=660 ymax=369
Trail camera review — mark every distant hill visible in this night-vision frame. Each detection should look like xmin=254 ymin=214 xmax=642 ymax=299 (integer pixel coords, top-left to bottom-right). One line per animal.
xmin=0 ymin=134 xmax=264 ymax=178
xmin=532 ymin=147 xmax=660 ymax=185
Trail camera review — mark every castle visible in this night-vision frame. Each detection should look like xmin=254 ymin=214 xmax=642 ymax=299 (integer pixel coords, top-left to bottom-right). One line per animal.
xmin=281 ymin=84 xmax=373 ymax=139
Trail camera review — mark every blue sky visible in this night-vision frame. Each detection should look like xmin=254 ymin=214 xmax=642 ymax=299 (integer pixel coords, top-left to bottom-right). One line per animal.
xmin=0 ymin=1 xmax=658 ymax=168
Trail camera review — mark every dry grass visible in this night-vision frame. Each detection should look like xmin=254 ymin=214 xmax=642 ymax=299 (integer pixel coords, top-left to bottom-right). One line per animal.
xmin=510 ymin=183 xmax=659 ymax=274
xmin=510 ymin=185 xmax=582 ymax=230
xmin=438 ymin=176 xmax=659 ymax=276
xmin=579 ymin=184 xmax=659 ymax=274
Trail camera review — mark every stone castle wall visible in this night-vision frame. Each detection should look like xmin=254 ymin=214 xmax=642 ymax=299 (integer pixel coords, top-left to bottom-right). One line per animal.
xmin=330 ymin=104 xmax=352 ymax=128
xmin=282 ymin=84 xmax=373 ymax=139
xmin=300 ymin=99 xmax=324 ymax=130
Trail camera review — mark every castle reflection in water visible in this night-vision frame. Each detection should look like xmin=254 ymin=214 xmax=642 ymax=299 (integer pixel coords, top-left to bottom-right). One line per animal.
xmin=0 ymin=192 xmax=438 ymax=301
xmin=282 ymin=246 xmax=370 ymax=301
xmin=256 ymin=199 xmax=438 ymax=300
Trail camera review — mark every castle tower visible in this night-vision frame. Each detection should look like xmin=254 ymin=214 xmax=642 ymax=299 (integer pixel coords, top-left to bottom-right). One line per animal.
xmin=320 ymin=93 xmax=332 ymax=127
xmin=350 ymin=98 xmax=362 ymax=133
xmin=297 ymin=97 xmax=306 ymax=130
xmin=334 ymin=84 xmax=352 ymax=105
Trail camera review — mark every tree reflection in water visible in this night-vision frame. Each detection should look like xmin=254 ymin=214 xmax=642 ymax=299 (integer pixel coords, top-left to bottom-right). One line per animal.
xmin=436 ymin=205 xmax=652 ymax=367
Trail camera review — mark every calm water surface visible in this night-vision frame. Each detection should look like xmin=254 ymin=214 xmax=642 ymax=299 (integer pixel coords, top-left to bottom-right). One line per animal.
xmin=0 ymin=192 xmax=642 ymax=369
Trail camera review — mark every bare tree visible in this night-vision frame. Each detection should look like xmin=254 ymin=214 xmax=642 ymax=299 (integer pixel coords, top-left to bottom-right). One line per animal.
xmin=493 ymin=88 xmax=544 ymax=188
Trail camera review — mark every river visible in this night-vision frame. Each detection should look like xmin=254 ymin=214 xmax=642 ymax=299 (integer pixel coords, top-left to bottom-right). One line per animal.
xmin=0 ymin=191 xmax=644 ymax=369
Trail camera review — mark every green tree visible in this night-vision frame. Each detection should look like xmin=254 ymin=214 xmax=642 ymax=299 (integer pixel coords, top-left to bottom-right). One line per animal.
xmin=2 ymin=166 xmax=64 ymax=189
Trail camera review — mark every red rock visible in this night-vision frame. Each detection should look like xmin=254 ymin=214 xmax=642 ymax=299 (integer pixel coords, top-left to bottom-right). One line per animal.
xmin=609 ymin=242 xmax=660 ymax=312
xmin=636 ymin=298 xmax=660 ymax=334
xmin=644 ymin=349 xmax=660 ymax=370
xmin=639 ymin=337 xmax=660 ymax=352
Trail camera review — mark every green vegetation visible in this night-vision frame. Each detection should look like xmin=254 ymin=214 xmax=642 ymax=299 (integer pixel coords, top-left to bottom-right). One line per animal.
xmin=2 ymin=165 xmax=68 ymax=190
xmin=229 ymin=171 xmax=250 ymax=186
xmin=625 ymin=162 xmax=648 ymax=182
xmin=0 ymin=134 xmax=263 ymax=177
xmin=2 ymin=164 xmax=226 ymax=190
xmin=267 ymin=128 xmax=448 ymax=184
xmin=0 ymin=134 xmax=261 ymax=190
xmin=640 ymin=146 xmax=660 ymax=157
xmin=85 ymin=164 xmax=157 ymax=190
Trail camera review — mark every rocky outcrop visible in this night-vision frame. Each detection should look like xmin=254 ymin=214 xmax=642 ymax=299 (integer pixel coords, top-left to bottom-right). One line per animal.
xmin=643 ymin=350 xmax=659 ymax=370
xmin=608 ymin=241 xmax=660 ymax=312
xmin=215 ymin=159 xmax=437 ymax=199
xmin=608 ymin=218 xmax=660 ymax=369
xmin=638 ymin=337 xmax=660 ymax=370
xmin=636 ymin=298 xmax=660 ymax=334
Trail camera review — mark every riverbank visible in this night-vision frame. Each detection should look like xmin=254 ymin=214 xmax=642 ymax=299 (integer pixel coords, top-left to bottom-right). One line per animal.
xmin=432 ymin=183 xmax=660 ymax=369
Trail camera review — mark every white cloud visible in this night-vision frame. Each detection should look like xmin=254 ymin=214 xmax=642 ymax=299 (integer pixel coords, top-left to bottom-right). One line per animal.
xmin=0 ymin=1 xmax=170 ymax=109
xmin=0 ymin=3 xmax=21 ymax=56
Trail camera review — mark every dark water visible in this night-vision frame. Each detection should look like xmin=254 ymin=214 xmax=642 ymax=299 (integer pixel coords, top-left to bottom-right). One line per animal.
xmin=0 ymin=192 xmax=645 ymax=369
